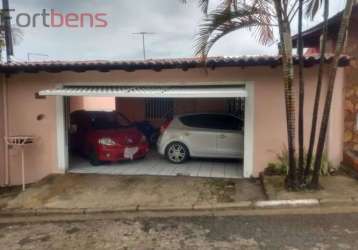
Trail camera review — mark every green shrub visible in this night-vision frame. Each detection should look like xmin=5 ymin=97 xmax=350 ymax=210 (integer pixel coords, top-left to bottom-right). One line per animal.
xmin=265 ymin=148 xmax=334 ymax=177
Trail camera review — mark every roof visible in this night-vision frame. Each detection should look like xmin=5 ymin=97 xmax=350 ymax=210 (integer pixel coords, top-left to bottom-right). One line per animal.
xmin=292 ymin=4 xmax=358 ymax=47
xmin=0 ymin=55 xmax=351 ymax=74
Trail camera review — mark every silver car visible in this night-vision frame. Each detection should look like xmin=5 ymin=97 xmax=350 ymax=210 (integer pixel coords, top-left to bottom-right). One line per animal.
xmin=157 ymin=113 xmax=244 ymax=164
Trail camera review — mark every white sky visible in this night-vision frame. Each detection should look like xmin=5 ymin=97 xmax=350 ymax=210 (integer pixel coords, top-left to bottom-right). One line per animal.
xmin=9 ymin=0 xmax=346 ymax=62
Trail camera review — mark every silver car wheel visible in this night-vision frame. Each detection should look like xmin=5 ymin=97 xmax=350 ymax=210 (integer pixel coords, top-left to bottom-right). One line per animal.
xmin=167 ymin=143 xmax=187 ymax=163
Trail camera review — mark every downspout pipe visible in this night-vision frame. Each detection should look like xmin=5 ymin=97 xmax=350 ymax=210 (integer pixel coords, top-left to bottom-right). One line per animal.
xmin=2 ymin=74 xmax=9 ymax=186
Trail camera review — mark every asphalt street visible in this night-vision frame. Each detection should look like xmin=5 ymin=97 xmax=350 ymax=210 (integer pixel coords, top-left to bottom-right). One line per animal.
xmin=0 ymin=212 xmax=357 ymax=249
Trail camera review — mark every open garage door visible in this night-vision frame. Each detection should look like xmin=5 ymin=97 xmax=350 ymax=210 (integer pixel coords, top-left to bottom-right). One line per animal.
xmin=40 ymin=84 xmax=254 ymax=179
xmin=39 ymin=85 xmax=247 ymax=98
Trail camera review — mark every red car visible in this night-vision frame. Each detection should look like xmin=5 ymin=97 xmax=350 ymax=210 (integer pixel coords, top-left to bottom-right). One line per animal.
xmin=70 ymin=111 xmax=149 ymax=165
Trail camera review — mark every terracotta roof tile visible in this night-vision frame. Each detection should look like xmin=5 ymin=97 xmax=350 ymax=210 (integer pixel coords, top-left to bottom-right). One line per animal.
xmin=0 ymin=55 xmax=351 ymax=74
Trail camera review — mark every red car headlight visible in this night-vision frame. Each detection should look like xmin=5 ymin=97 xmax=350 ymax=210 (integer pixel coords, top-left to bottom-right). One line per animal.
xmin=98 ymin=138 xmax=116 ymax=146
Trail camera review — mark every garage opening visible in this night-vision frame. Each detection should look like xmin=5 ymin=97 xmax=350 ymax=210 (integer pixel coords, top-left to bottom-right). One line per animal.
xmin=40 ymin=85 xmax=252 ymax=179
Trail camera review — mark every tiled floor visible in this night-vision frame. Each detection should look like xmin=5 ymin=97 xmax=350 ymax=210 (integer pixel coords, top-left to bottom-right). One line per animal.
xmin=69 ymin=151 xmax=243 ymax=179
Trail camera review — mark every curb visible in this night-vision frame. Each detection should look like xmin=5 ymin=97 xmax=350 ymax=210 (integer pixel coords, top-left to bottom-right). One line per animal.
xmin=0 ymin=202 xmax=253 ymax=217
xmin=319 ymin=198 xmax=356 ymax=207
xmin=254 ymin=199 xmax=319 ymax=209
xmin=0 ymin=198 xmax=356 ymax=217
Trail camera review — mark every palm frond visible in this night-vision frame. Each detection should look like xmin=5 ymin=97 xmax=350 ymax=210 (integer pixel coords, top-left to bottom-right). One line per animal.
xmin=180 ymin=0 xmax=210 ymax=14
xmin=305 ymin=0 xmax=323 ymax=20
xmin=11 ymin=27 xmax=24 ymax=45
xmin=195 ymin=4 xmax=274 ymax=58
xmin=198 ymin=0 xmax=210 ymax=14
xmin=182 ymin=0 xmax=240 ymax=14
xmin=0 ymin=26 xmax=24 ymax=48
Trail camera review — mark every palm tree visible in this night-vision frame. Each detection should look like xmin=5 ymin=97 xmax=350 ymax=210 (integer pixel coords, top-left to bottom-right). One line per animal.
xmin=297 ymin=0 xmax=305 ymax=184
xmin=304 ymin=0 xmax=328 ymax=182
xmin=272 ymin=0 xmax=298 ymax=189
xmin=193 ymin=0 xmax=300 ymax=188
xmin=0 ymin=8 xmax=24 ymax=62
xmin=187 ymin=0 xmax=354 ymax=189
xmin=0 ymin=27 xmax=23 ymax=61
xmin=310 ymin=0 xmax=355 ymax=189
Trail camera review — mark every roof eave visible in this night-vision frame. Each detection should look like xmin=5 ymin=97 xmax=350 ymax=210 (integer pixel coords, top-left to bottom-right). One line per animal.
xmin=0 ymin=55 xmax=351 ymax=75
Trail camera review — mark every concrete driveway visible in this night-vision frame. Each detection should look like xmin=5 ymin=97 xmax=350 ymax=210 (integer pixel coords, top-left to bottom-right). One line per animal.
xmin=69 ymin=151 xmax=243 ymax=179
xmin=4 ymin=174 xmax=265 ymax=210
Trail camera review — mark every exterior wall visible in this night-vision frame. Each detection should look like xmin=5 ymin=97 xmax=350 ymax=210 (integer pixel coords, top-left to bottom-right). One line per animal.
xmin=253 ymin=68 xmax=341 ymax=176
xmin=345 ymin=69 xmax=358 ymax=152
xmin=70 ymin=96 xmax=115 ymax=112
xmin=304 ymin=16 xmax=358 ymax=154
xmin=70 ymin=96 xmax=84 ymax=112
xmin=116 ymin=99 xmax=145 ymax=122
xmin=0 ymin=76 xmax=5 ymax=186
xmin=175 ymin=99 xmax=227 ymax=114
xmin=327 ymin=69 xmax=345 ymax=165
xmin=0 ymin=65 xmax=344 ymax=185
xmin=6 ymin=78 xmax=60 ymax=185
xmin=344 ymin=18 xmax=358 ymax=153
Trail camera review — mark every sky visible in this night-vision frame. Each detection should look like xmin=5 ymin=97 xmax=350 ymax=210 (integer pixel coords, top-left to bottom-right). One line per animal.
xmin=8 ymin=0 xmax=347 ymax=62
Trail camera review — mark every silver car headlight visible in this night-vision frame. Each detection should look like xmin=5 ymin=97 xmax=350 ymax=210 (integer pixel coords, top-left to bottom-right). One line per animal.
xmin=98 ymin=138 xmax=116 ymax=146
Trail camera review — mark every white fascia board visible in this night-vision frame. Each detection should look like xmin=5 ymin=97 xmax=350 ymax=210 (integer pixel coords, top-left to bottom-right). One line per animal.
xmin=39 ymin=86 xmax=247 ymax=98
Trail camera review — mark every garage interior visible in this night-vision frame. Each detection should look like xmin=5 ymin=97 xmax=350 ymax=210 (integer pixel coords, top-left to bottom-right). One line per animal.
xmin=43 ymin=85 xmax=247 ymax=179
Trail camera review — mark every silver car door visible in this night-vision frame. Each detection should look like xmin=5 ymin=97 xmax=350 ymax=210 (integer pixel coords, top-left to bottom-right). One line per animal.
xmin=217 ymin=130 xmax=244 ymax=158
xmin=213 ymin=114 xmax=244 ymax=158
xmin=186 ymin=127 xmax=218 ymax=157
xmin=179 ymin=114 xmax=218 ymax=157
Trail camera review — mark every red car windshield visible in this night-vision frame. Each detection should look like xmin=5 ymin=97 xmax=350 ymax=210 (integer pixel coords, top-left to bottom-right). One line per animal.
xmin=91 ymin=119 xmax=120 ymax=130
xmin=90 ymin=113 xmax=132 ymax=130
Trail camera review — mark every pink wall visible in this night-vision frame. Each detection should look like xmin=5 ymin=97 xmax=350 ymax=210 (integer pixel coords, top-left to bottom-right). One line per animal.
xmin=0 ymin=65 xmax=345 ymax=185
xmin=327 ymin=69 xmax=345 ymax=165
xmin=70 ymin=97 xmax=115 ymax=112
xmin=0 ymin=80 xmax=5 ymax=186
xmin=3 ymin=79 xmax=60 ymax=186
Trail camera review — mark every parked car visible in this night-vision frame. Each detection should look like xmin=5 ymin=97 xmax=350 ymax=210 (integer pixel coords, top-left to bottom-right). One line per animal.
xmin=70 ymin=111 xmax=149 ymax=166
xmin=116 ymin=112 xmax=159 ymax=145
xmin=157 ymin=113 xmax=244 ymax=164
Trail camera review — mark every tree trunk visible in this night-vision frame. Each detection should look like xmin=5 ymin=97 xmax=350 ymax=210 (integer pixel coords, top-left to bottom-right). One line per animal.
xmin=274 ymin=1 xmax=297 ymax=189
xmin=297 ymin=0 xmax=305 ymax=185
xmin=304 ymin=0 xmax=329 ymax=182
xmin=311 ymin=0 xmax=355 ymax=189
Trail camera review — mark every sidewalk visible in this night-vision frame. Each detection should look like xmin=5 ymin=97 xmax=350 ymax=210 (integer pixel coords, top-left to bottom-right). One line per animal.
xmin=262 ymin=175 xmax=358 ymax=206
xmin=1 ymin=174 xmax=265 ymax=212
xmin=0 ymin=173 xmax=356 ymax=217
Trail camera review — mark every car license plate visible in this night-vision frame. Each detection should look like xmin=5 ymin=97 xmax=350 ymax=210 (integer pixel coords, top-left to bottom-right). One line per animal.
xmin=124 ymin=147 xmax=139 ymax=160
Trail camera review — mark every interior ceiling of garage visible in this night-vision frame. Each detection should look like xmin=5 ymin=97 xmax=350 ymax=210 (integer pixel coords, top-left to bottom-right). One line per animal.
xmin=39 ymin=86 xmax=248 ymax=98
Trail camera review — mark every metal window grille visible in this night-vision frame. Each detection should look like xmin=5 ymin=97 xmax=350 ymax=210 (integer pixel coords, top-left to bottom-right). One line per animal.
xmin=226 ymin=98 xmax=245 ymax=119
xmin=145 ymin=98 xmax=174 ymax=120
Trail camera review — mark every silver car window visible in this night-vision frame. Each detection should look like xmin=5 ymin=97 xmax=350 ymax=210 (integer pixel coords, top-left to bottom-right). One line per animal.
xmin=180 ymin=114 xmax=242 ymax=130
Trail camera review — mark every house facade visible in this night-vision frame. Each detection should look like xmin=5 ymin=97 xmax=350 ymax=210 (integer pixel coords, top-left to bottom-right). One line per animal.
xmin=0 ymin=56 xmax=348 ymax=186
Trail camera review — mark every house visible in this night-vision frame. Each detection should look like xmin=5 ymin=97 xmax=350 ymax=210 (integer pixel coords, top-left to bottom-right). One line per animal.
xmin=292 ymin=5 xmax=358 ymax=171
xmin=0 ymin=55 xmax=349 ymax=186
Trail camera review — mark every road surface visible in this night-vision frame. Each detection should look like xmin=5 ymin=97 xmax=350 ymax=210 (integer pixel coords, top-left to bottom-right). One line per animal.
xmin=0 ymin=212 xmax=357 ymax=249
